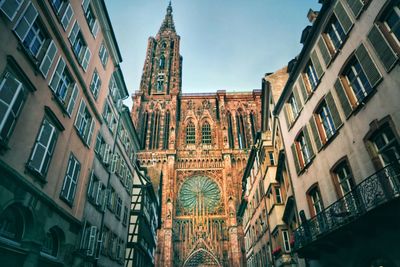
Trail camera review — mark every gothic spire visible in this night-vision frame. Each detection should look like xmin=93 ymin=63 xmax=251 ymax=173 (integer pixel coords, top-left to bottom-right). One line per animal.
xmin=158 ymin=1 xmax=176 ymax=34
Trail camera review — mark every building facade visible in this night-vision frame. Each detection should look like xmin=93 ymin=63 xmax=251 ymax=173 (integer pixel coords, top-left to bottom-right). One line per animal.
xmin=238 ymin=67 xmax=304 ymax=267
xmin=0 ymin=0 xmax=139 ymax=266
xmin=274 ymin=0 xmax=400 ymax=266
xmin=130 ymin=3 xmax=262 ymax=267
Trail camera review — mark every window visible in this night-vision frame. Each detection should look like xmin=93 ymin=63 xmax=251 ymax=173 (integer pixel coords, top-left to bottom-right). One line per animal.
xmin=27 ymin=119 xmax=58 ymax=177
xmin=122 ymin=206 xmax=128 ymax=226
xmin=49 ymin=0 xmax=64 ymax=15
xmin=115 ymin=196 xmax=122 ymax=219
xmin=99 ymin=42 xmax=109 ymax=67
xmin=109 ymin=75 xmax=120 ymax=102
xmin=60 ymin=3 xmax=74 ymax=30
xmin=69 ymin=21 xmax=91 ymax=71
xmin=291 ymin=128 xmax=314 ymax=173
xmin=325 ymin=15 xmax=346 ymax=54
xmin=334 ymin=44 xmax=382 ymax=118
xmin=311 ymin=92 xmax=343 ymax=149
xmin=304 ymin=60 xmax=319 ymax=91
xmin=227 ymin=112 xmax=234 ymax=149
xmin=307 ymin=185 xmax=324 ymax=217
xmin=275 ymin=187 xmax=282 ymax=204
xmin=90 ymin=69 xmax=101 ymax=99
xmin=236 ymin=112 xmax=249 ymax=149
xmin=148 ymin=111 xmax=161 ymax=149
xmin=201 ymin=122 xmax=212 ymax=145
xmin=269 ymin=151 xmax=275 ymax=165
xmin=102 ymin=101 xmax=116 ymax=133
xmin=282 ymin=230 xmax=291 ymax=252
xmin=74 ymin=99 xmax=95 ymax=146
xmin=107 ymin=187 xmax=116 ymax=212
xmin=383 ymin=3 xmax=400 ymax=44
xmin=60 ymin=154 xmax=81 ymax=205
xmin=0 ymin=72 xmax=27 ymax=144
xmin=94 ymin=133 xmax=111 ymax=164
xmin=0 ymin=206 xmax=23 ymax=241
xmin=163 ymin=111 xmax=170 ymax=149
xmin=14 ymin=3 xmax=47 ymax=58
xmin=0 ymin=0 xmax=24 ymax=21
xmin=49 ymin=57 xmax=78 ymax=115
xmin=81 ymin=223 xmax=97 ymax=256
xmin=159 ymin=54 xmax=165 ymax=69
xmin=82 ymin=0 xmax=99 ymax=37
xmin=370 ymin=124 xmax=400 ymax=167
xmin=186 ymin=122 xmax=195 ymax=144
xmin=332 ymin=161 xmax=354 ymax=197
xmin=41 ymin=229 xmax=59 ymax=257
xmin=284 ymin=92 xmax=301 ymax=127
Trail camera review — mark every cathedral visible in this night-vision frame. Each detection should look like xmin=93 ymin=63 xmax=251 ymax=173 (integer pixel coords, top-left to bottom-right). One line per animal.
xmin=130 ymin=3 xmax=261 ymax=266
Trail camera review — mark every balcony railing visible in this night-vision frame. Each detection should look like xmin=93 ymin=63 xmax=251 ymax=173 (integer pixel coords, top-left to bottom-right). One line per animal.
xmin=294 ymin=161 xmax=400 ymax=251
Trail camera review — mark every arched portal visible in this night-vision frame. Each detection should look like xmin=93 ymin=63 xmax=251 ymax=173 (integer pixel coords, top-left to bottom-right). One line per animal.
xmin=183 ymin=248 xmax=221 ymax=267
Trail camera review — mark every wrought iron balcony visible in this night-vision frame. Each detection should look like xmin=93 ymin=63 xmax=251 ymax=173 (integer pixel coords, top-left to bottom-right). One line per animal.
xmin=294 ymin=161 xmax=400 ymax=251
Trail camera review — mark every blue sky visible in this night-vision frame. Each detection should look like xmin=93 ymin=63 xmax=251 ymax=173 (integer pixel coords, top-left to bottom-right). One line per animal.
xmin=105 ymin=1 xmax=322 ymax=105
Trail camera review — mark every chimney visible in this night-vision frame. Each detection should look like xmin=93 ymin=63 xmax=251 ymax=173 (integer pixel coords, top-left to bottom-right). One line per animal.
xmin=307 ymin=9 xmax=319 ymax=24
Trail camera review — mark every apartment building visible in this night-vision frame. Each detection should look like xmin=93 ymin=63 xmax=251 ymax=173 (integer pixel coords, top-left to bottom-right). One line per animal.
xmin=274 ymin=0 xmax=400 ymax=266
xmin=238 ymin=67 xmax=304 ymax=267
xmin=0 ymin=0 xmax=138 ymax=266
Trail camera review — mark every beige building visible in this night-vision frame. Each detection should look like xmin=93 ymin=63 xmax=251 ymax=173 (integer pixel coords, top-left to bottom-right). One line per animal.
xmin=0 ymin=0 xmax=138 ymax=266
xmin=274 ymin=0 xmax=400 ymax=266
xmin=238 ymin=67 xmax=304 ymax=267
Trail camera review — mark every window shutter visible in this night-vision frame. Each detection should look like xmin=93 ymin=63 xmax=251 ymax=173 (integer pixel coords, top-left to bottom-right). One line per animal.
xmin=14 ymin=3 xmax=38 ymax=41
xmin=74 ymin=99 xmax=86 ymax=129
xmin=61 ymin=156 xmax=73 ymax=199
xmin=67 ymin=84 xmax=78 ymax=116
xmin=68 ymin=21 xmax=80 ymax=45
xmin=29 ymin=120 xmax=56 ymax=175
xmin=40 ymin=40 xmax=58 ymax=78
xmin=367 ymin=24 xmax=398 ymax=72
xmin=303 ymin=125 xmax=315 ymax=159
xmin=355 ymin=43 xmax=382 ymax=88
xmin=297 ymin=76 xmax=308 ymax=102
xmin=325 ymin=91 xmax=343 ymax=130
xmin=49 ymin=57 xmax=66 ymax=92
xmin=81 ymin=48 xmax=91 ymax=71
xmin=309 ymin=116 xmax=322 ymax=151
xmin=87 ymin=170 xmax=95 ymax=198
xmin=103 ymin=144 xmax=111 ymax=164
xmin=0 ymin=0 xmax=24 ymax=21
xmin=82 ymin=0 xmax=91 ymax=13
xmin=92 ymin=19 xmax=99 ymax=38
xmin=61 ymin=3 xmax=74 ymax=30
xmin=291 ymin=144 xmax=301 ymax=174
xmin=310 ymin=50 xmax=324 ymax=79
xmin=345 ymin=0 xmax=364 ymax=18
xmin=95 ymin=182 xmax=102 ymax=205
xmin=334 ymin=1 xmax=353 ymax=34
xmin=87 ymin=118 xmax=95 ymax=146
xmin=334 ymin=78 xmax=353 ymax=118
xmin=317 ymin=36 xmax=331 ymax=67
xmin=293 ymin=86 xmax=303 ymax=109
xmin=110 ymin=153 xmax=117 ymax=173
xmin=88 ymin=226 xmax=97 ymax=256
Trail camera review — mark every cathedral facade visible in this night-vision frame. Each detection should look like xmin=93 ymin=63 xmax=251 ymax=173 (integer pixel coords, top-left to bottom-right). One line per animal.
xmin=130 ymin=4 xmax=261 ymax=266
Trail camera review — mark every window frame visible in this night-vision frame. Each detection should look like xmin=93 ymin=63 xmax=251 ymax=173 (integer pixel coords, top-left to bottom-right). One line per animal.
xmin=60 ymin=153 xmax=81 ymax=205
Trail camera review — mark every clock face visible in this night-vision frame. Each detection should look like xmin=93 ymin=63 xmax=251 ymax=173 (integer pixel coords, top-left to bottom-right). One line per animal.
xmin=179 ymin=176 xmax=221 ymax=213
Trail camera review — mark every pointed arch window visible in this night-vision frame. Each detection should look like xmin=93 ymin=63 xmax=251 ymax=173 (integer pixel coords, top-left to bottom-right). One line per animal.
xmin=186 ymin=122 xmax=195 ymax=145
xmin=227 ymin=113 xmax=234 ymax=149
xmin=250 ymin=112 xmax=257 ymax=143
xmin=157 ymin=75 xmax=164 ymax=92
xmin=236 ymin=112 xmax=248 ymax=149
xmin=149 ymin=110 xmax=161 ymax=149
xmin=140 ymin=111 xmax=148 ymax=149
xmin=163 ymin=110 xmax=170 ymax=149
xmin=202 ymin=122 xmax=212 ymax=145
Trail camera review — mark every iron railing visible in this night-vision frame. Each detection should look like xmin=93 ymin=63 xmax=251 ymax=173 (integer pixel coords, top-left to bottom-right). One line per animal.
xmin=294 ymin=161 xmax=400 ymax=251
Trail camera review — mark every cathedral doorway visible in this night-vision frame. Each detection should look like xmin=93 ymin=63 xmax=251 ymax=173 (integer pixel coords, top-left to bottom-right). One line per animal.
xmin=182 ymin=248 xmax=221 ymax=267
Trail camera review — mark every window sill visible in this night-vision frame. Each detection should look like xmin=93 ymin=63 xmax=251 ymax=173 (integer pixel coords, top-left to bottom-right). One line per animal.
xmin=59 ymin=195 xmax=74 ymax=208
xmin=297 ymin=155 xmax=315 ymax=176
xmin=74 ymin=127 xmax=90 ymax=148
xmin=25 ymin=165 xmax=47 ymax=184
xmin=288 ymin=106 xmax=304 ymax=131
xmin=347 ymin=84 xmax=381 ymax=119
xmin=319 ymin=124 xmax=343 ymax=152
xmin=15 ymin=42 xmax=42 ymax=78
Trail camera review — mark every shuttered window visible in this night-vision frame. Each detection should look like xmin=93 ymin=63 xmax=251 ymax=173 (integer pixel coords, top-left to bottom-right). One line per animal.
xmin=99 ymin=42 xmax=109 ymax=67
xmin=49 ymin=56 xmax=78 ymax=116
xmin=304 ymin=60 xmax=319 ymax=91
xmin=68 ymin=20 xmax=91 ymax=71
xmin=28 ymin=119 xmax=58 ymax=177
xmin=317 ymin=36 xmax=332 ymax=67
xmin=293 ymin=127 xmax=314 ymax=172
xmin=60 ymin=154 xmax=81 ymax=204
xmin=383 ymin=3 xmax=400 ymax=44
xmin=324 ymin=15 xmax=346 ymax=54
xmin=74 ymin=99 xmax=95 ymax=146
xmin=39 ymin=40 xmax=58 ymax=78
xmin=0 ymin=0 xmax=24 ymax=21
xmin=368 ymin=24 xmax=398 ymax=72
xmin=297 ymin=76 xmax=309 ymax=102
xmin=310 ymin=50 xmax=324 ymax=79
xmin=0 ymin=72 xmax=26 ymax=143
xmin=90 ymin=69 xmax=101 ymax=99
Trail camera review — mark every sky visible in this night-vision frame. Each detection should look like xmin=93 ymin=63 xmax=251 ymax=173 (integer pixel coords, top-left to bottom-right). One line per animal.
xmin=105 ymin=0 xmax=322 ymax=106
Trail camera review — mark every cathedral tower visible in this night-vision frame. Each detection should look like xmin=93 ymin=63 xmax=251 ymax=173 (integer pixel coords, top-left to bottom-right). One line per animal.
xmin=131 ymin=3 xmax=261 ymax=267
